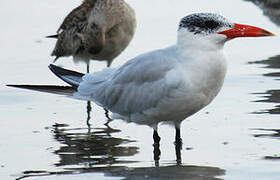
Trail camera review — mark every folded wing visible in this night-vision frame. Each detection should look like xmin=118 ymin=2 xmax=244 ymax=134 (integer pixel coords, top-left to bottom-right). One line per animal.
xmin=76 ymin=47 xmax=182 ymax=116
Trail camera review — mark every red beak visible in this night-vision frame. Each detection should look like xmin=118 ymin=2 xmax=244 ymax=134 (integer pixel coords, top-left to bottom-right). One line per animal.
xmin=218 ymin=23 xmax=275 ymax=39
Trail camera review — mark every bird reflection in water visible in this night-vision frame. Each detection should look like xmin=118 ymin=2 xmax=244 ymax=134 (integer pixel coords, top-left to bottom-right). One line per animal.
xmin=249 ymin=56 xmax=280 ymax=160
xmin=252 ymin=128 xmax=280 ymax=160
xmin=17 ymin=123 xmax=225 ymax=180
xmin=16 ymin=123 xmax=138 ymax=180
xmin=18 ymin=163 xmax=225 ymax=180
xmin=249 ymin=55 xmax=280 ymax=114
xmin=246 ymin=0 xmax=280 ymax=113
xmin=8 ymin=84 xmax=225 ymax=179
xmin=238 ymin=1 xmax=280 ymax=161
xmin=52 ymin=123 xmax=138 ymax=168
xmin=7 ymin=84 xmax=184 ymax=167
xmin=52 ymin=123 xmax=181 ymax=169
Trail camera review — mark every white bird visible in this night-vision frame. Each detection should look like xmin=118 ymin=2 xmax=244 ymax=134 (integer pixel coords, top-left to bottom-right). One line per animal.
xmin=47 ymin=0 xmax=136 ymax=73
xmin=49 ymin=13 xmax=274 ymax=144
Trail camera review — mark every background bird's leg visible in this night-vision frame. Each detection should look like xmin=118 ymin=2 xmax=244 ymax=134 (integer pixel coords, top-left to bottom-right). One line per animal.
xmin=86 ymin=62 xmax=90 ymax=73
xmin=107 ymin=60 xmax=112 ymax=67
xmin=104 ymin=108 xmax=112 ymax=125
xmin=86 ymin=101 xmax=92 ymax=133
xmin=103 ymin=59 xmax=112 ymax=123
xmin=85 ymin=59 xmax=91 ymax=132
xmin=103 ymin=60 xmax=113 ymax=124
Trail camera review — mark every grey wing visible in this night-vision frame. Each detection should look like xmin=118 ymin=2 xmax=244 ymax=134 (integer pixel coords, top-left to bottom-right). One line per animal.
xmin=106 ymin=76 xmax=174 ymax=116
xmin=77 ymin=48 xmax=180 ymax=115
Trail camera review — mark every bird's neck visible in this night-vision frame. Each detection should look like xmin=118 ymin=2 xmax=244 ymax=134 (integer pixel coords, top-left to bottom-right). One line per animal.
xmin=176 ymin=30 xmax=226 ymax=54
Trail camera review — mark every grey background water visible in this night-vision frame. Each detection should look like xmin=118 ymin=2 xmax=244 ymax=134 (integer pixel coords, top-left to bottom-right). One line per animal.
xmin=1 ymin=0 xmax=280 ymax=179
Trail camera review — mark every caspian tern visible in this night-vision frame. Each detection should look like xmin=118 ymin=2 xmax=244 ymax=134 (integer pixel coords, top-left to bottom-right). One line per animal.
xmin=47 ymin=0 xmax=136 ymax=72
xmin=49 ymin=13 xmax=274 ymax=144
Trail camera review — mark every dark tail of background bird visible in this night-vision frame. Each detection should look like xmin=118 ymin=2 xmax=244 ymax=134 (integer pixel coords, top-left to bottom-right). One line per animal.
xmin=49 ymin=64 xmax=84 ymax=88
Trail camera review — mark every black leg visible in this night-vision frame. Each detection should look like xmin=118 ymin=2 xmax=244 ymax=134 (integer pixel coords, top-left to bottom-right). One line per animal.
xmin=153 ymin=130 xmax=161 ymax=167
xmin=175 ymin=127 xmax=182 ymax=165
xmin=153 ymin=130 xmax=161 ymax=144
xmin=175 ymin=139 xmax=182 ymax=165
xmin=175 ymin=127 xmax=182 ymax=144
xmin=153 ymin=142 xmax=161 ymax=167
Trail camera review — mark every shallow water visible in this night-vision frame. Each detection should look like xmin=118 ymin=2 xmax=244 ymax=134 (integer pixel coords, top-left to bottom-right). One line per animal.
xmin=1 ymin=0 xmax=280 ymax=179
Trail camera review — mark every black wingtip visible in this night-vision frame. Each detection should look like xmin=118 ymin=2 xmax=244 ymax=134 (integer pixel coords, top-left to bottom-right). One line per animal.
xmin=6 ymin=84 xmax=19 ymax=88
xmin=46 ymin=34 xmax=58 ymax=39
xmin=48 ymin=64 xmax=84 ymax=77
xmin=48 ymin=64 xmax=84 ymax=87
xmin=48 ymin=64 xmax=58 ymax=73
xmin=48 ymin=64 xmax=63 ymax=75
xmin=48 ymin=64 xmax=67 ymax=80
xmin=49 ymin=64 xmax=85 ymax=76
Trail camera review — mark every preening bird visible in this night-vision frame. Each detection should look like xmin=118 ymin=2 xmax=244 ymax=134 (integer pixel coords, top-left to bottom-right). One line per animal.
xmin=49 ymin=13 xmax=274 ymax=144
xmin=47 ymin=0 xmax=136 ymax=72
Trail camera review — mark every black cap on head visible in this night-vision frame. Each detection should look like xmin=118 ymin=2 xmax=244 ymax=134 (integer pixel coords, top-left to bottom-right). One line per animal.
xmin=179 ymin=13 xmax=233 ymax=34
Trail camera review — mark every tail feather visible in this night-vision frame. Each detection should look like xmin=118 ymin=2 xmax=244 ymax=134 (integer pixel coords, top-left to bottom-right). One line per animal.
xmin=46 ymin=34 xmax=58 ymax=38
xmin=49 ymin=64 xmax=84 ymax=88
xmin=6 ymin=85 xmax=75 ymax=95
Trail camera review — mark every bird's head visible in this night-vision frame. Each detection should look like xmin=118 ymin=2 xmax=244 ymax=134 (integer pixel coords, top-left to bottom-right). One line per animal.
xmin=177 ymin=13 xmax=275 ymax=50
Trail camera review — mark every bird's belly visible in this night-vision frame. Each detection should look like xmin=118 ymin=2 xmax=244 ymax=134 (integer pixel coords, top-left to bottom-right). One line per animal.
xmin=91 ymin=41 xmax=127 ymax=61
xmin=126 ymin=88 xmax=215 ymax=126
xmin=144 ymin=76 xmax=224 ymax=124
xmin=117 ymin=56 xmax=226 ymax=126
xmin=159 ymin=91 xmax=212 ymax=121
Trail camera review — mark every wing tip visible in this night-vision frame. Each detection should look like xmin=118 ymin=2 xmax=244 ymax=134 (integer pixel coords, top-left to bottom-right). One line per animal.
xmin=48 ymin=64 xmax=61 ymax=77
xmin=48 ymin=64 xmax=84 ymax=87
xmin=46 ymin=34 xmax=58 ymax=38
xmin=6 ymin=84 xmax=18 ymax=88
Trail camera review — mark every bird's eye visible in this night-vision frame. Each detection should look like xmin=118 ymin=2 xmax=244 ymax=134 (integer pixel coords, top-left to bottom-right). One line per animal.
xmin=204 ymin=20 xmax=220 ymax=30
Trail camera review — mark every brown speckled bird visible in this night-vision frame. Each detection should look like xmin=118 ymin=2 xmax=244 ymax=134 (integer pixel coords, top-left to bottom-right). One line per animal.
xmin=48 ymin=0 xmax=136 ymax=72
